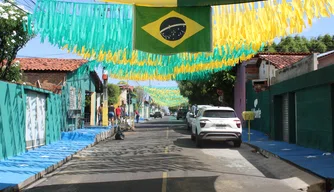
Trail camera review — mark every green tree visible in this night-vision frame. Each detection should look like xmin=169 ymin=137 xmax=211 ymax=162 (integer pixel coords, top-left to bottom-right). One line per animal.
xmin=308 ymin=39 xmax=327 ymax=53
xmin=266 ymin=35 xmax=334 ymax=53
xmin=133 ymin=86 xmax=146 ymax=111
xmin=177 ymin=67 xmax=236 ymax=107
xmin=0 ymin=2 xmax=32 ymax=82
xmin=169 ymin=106 xmax=179 ymax=113
xmin=107 ymin=84 xmax=121 ymax=105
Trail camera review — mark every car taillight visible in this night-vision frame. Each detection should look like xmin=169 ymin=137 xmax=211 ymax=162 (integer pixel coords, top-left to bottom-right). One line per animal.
xmin=234 ymin=120 xmax=241 ymax=128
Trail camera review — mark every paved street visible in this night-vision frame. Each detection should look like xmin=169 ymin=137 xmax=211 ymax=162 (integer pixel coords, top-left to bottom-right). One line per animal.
xmin=24 ymin=116 xmax=322 ymax=192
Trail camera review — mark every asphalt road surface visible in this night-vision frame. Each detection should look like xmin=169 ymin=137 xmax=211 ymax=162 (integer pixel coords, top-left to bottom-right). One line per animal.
xmin=24 ymin=116 xmax=322 ymax=192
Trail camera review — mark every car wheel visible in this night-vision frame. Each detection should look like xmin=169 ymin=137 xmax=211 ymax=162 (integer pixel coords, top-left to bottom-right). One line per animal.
xmin=177 ymin=118 xmax=179 ymax=120
xmin=191 ymin=134 xmax=195 ymax=141
xmin=196 ymin=131 xmax=202 ymax=148
xmin=234 ymin=140 xmax=241 ymax=148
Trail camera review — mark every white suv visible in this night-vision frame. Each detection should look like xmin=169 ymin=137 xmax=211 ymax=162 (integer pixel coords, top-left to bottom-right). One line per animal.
xmin=191 ymin=106 xmax=242 ymax=148
xmin=186 ymin=105 xmax=212 ymax=130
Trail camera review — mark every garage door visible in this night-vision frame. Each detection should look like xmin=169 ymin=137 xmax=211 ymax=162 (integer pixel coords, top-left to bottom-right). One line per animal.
xmin=282 ymin=94 xmax=289 ymax=142
xmin=25 ymin=91 xmax=46 ymax=149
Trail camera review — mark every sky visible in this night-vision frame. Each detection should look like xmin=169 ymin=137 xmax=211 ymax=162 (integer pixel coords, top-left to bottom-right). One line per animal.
xmin=16 ymin=1 xmax=334 ymax=87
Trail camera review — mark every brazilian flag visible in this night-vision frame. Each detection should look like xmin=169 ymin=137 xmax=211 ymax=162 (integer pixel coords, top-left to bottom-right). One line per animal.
xmin=134 ymin=6 xmax=212 ymax=54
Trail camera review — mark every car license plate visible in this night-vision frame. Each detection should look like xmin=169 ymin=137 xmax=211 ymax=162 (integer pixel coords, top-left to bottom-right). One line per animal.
xmin=216 ymin=124 xmax=226 ymax=128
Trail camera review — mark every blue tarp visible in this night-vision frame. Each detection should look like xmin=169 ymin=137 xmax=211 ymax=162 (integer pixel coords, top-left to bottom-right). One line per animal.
xmin=242 ymin=129 xmax=334 ymax=179
xmin=0 ymin=127 xmax=113 ymax=190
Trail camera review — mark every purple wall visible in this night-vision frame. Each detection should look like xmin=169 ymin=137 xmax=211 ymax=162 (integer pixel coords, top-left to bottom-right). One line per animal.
xmin=234 ymin=63 xmax=246 ymax=125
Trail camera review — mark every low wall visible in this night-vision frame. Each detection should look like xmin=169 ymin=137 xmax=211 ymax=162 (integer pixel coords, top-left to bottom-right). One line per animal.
xmin=0 ymin=81 xmax=63 ymax=160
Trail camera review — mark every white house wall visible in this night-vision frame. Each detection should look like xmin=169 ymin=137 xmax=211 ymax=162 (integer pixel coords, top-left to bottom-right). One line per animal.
xmin=259 ymin=61 xmax=277 ymax=84
xmin=273 ymin=54 xmax=318 ymax=84
xmin=119 ymin=89 xmax=127 ymax=106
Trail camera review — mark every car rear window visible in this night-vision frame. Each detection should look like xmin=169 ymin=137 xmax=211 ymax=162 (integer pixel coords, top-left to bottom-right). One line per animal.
xmin=202 ymin=110 xmax=236 ymax=118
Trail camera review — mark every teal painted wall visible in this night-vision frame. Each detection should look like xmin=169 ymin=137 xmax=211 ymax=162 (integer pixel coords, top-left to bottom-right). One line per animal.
xmin=62 ymin=68 xmax=96 ymax=131
xmin=246 ymin=81 xmax=271 ymax=135
xmin=244 ymin=64 xmax=334 ymax=152
xmin=295 ymin=85 xmax=333 ymax=152
xmin=0 ymin=65 xmax=98 ymax=159
xmin=46 ymin=93 xmax=63 ymax=144
xmin=270 ymin=64 xmax=334 ymax=96
xmin=0 ymin=81 xmax=26 ymax=160
xmin=0 ymin=81 xmax=65 ymax=160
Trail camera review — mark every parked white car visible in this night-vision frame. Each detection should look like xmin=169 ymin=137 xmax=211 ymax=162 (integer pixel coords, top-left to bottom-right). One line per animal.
xmin=191 ymin=106 xmax=242 ymax=148
xmin=186 ymin=105 xmax=212 ymax=130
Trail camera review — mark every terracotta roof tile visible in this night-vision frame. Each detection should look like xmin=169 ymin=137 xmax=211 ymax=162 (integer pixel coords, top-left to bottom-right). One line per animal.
xmin=256 ymin=52 xmax=312 ymax=69
xmin=17 ymin=58 xmax=88 ymax=71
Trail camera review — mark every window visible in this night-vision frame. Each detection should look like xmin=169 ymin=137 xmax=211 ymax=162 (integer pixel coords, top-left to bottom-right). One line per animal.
xmin=202 ymin=110 xmax=236 ymax=118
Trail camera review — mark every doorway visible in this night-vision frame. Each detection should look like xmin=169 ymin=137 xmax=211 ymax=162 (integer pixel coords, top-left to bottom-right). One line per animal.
xmin=84 ymin=91 xmax=92 ymax=126
xmin=25 ymin=91 xmax=46 ymax=149
xmin=282 ymin=93 xmax=289 ymax=142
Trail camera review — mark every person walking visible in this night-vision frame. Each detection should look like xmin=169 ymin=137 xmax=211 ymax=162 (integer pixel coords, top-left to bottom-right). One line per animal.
xmin=97 ymin=103 xmax=103 ymax=126
xmin=135 ymin=110 xmax=140 ymax=123
xmin=115 ymin=105 xmax=122 ymax=124
xmin=108 ymin=104 xmax=115 ymax=127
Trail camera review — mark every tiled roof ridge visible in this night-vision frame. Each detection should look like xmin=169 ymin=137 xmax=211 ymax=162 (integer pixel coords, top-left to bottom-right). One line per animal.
xmin=17 ymin=58 xmax=88 ymax=72
xmin=258 ymin=54 xmax=311 ymax=69
xmin=256 ymin=52 xmax=313 ymax=56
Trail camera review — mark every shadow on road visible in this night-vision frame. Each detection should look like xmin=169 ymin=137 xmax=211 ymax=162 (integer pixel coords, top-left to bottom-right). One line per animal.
xmin=135 ymin=124 xmax=185 ymax=129
xmin=173 ymin=138 xmax=237 ymax=149
xmin=135 ymin=120 xmax=186 ymax=129
xmin=53 ymin=153 xmax=209 ymax=175
xmin=171 ymin=129 xmax=277 ymax=179
xmin=25 ymin=176 xmax=219 ymax=192
xmin=140 ymin=121 xmax=186 ymax=125
xmin=172 ymin=127 xmax=191 ymax=135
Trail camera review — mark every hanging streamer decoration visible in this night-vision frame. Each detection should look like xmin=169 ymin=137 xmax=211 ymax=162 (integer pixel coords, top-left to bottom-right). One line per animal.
xmin=100 ymin=0 xmax=263 ymax=7
xmin=27 ymin=0 xmax=334 ymax=80
xmin=143 ymin=86 xmax=188 ymax=107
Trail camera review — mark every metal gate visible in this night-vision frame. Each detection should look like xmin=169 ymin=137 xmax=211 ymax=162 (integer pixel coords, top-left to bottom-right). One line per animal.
xmin=25 ymin=91 xmax=46 ymax=149
xmin=282 ymin=94 xmax=289 ymax=142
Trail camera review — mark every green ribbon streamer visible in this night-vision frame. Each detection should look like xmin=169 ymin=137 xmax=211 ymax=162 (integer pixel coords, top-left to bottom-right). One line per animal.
xmin=27 ymin=0 xmax=264 ymax=80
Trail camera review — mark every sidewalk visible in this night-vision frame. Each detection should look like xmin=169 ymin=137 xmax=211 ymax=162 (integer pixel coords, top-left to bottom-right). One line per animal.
xmin=242 ymin=129 xmax=334 ymax=187
xmin=0 ymin=126 xmax=114 ymax=191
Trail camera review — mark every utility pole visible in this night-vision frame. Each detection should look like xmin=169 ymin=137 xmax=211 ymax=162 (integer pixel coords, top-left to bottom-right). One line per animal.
xmin=102 ymin=68 xmax=108 ymax=126
xmin=127 ymin=80 xmax=131 ymax=117
xmin=149 ymin=80 xmax=152 ymax=115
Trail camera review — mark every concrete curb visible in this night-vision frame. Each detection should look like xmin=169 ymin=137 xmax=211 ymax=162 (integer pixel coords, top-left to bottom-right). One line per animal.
xmin=1 ymin=129 xmax=114 ymax=192
xmin=243 ymin=142 xmax=328 ymax=192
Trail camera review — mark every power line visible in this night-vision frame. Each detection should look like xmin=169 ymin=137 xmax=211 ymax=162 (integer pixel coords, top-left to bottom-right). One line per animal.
xmin=4 ymin=0 xmax=30 ymax=14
